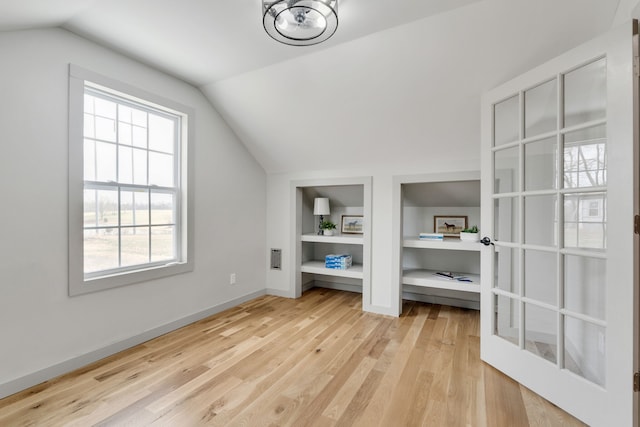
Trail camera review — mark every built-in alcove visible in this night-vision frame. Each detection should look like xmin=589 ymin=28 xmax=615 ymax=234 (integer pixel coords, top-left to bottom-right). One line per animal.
xmin=291 ymin=177 xmax=372 ymax=310
xmin=393 ymin=172 xmax=481 ymax=312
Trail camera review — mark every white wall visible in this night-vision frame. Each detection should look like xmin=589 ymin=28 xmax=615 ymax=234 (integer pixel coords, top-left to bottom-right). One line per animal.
xmin=0 ymin=28 xmax=266 ymax=396
xmin=266 ymin=160 xmax=479 ymax=315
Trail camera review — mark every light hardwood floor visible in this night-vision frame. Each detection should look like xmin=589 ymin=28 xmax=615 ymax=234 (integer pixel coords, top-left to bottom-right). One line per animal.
xmin=0 ymin=288 xmax=585 ymax=426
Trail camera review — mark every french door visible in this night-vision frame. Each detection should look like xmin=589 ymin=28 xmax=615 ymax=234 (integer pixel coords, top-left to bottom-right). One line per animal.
xmin=480 ymin=22 xmax=638 ymax=426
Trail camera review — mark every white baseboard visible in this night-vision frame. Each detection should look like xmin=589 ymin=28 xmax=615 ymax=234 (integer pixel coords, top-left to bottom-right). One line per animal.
xmin=363 ymin=304 xmax=399 ymax=317
xmin=265 ymin=288 xmax=295 ymax=298
xmin=0 ymin=289 xmax=266 ymax=400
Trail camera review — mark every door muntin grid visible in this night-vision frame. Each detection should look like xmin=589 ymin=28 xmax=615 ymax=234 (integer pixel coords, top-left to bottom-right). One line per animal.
xmin=491 ymin=57 xmax=607 ymax=386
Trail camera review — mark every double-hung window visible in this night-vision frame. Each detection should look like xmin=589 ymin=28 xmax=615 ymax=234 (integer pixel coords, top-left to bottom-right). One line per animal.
xmin=69 ymin=65 xmax=194 ymax=295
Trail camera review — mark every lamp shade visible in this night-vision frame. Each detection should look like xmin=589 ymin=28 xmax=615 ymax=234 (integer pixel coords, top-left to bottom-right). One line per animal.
xmin=313 ymin=197 xmax=330 ymax=215
xmin=263 ymin=0 xmax=338 ymax=46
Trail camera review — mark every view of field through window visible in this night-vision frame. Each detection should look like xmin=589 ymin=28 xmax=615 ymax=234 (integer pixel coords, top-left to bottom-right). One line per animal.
xmin=83 ymin=88 xmax=179 ymax=275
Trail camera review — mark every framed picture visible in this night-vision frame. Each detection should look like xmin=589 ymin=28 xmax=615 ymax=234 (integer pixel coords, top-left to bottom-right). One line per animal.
xmin=341 ymin=215 xmax=364 ymax=234
xmin=434 ymin=215 xmax=467 ymax=237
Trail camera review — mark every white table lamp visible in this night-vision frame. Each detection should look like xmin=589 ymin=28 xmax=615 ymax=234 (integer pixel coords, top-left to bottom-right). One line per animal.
xmin=313 ymin=197 xmax=330 ymax=235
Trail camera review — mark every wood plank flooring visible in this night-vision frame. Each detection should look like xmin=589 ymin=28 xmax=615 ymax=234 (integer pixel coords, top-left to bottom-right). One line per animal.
xmin=0 ymin=288 xmax=585 ymax=426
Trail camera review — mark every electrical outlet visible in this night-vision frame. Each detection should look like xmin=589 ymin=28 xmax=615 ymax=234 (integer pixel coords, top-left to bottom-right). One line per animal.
xmin=230 ymin=273 xmax=236 ymax=285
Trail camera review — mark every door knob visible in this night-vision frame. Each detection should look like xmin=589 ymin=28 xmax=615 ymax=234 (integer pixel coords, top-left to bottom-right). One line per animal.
xmin=480 ymin=237 xmax=494 ymax=246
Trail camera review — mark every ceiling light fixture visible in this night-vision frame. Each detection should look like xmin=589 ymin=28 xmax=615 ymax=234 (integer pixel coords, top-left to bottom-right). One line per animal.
xmin=263 ymin=0 xmax=338 ymax=46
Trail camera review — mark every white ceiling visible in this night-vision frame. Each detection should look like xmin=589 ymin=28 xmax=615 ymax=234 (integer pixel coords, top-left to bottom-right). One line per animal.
xmin=204 ymin=0 xmax=624 ymax=173
xmin=1 ymin=0 xmax=635 ymax=174
xmin=1 ymin=0 xmax=484 ymax=85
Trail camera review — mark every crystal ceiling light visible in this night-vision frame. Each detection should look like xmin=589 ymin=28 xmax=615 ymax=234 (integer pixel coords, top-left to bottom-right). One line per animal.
xmin=263 ymin=0 xmax=338 ymax=46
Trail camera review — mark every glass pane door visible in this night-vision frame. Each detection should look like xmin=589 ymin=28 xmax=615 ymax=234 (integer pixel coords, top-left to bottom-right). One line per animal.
xmin=481 ymin=23 xmax=637 ymax=427
xmin=491 ymin=57 xmax=607 ymax=385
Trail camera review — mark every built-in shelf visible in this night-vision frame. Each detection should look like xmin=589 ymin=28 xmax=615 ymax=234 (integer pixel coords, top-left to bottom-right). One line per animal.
xmin=301 ymin=260 xmax=363 ymax=279
xmin=395 ymin=173 xmax=482 ymax=312
xmin=403 ymin=237 xmax=481 ymax=251
xmin=403 ymin=268 xmax=480 ymax=293
xmin=301 ymin=233 xmax=364 ymax=245
xmin=293 ymin=177 xmax=371 ymax=303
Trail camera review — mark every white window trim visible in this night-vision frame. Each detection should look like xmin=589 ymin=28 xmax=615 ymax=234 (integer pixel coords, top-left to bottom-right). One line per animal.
xmin=68 ymin=64 xmax=195 ymax=296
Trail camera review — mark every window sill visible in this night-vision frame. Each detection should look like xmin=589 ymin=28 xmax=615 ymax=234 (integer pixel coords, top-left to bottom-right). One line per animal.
xmin=69 ymin=260 xmax=193 ymax=296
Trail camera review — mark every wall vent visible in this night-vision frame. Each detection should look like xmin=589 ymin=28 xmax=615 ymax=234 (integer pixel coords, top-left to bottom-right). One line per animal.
xmin=270 ymin=249 xmax=282 ymax=270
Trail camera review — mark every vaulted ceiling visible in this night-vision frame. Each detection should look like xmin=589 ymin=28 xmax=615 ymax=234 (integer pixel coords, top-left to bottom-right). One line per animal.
xmin=1 ymin=0 xmax=636 ymax=173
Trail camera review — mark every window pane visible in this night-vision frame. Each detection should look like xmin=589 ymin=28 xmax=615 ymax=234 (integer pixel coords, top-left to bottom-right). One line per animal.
xmin=494 ymin=146 xmax=519 ymax=193
xmin=564 ymin=317 xmax=605 ymax=386
xmin=121 ymin=227 xmax=150 ymax=267
xmin=84 ymin=113 xmax=95 ymax=139
xmin=95 ymin=116 xmax=116 ymax=142
xmin=120 ymin=191 xmax=133 ymax=226
xmin=524 ymin=250 xmax=557 ymax=305
xmin=525 ymin=303 xmax=557 ymax=364
xmin=151 ymin=192 xmax=175 ymax=225
xmin=524 ymin=194 xmax=557 ymax=247
xmin=95 ymin=141 xmax=117 ymax=182
xmin=494 ymin=246 xmax=519 ymax=294
xmin=149 ymin=152 xmax=174 ymax=187
xmin=119 ymin=146 xmax=133 ymax=184
xmin=494 ymin=196 xmax=519 ymax=243
xmin=84 ymin=228 xmax=119 ymax=273
xmin=151 ymin=226 xmax=176 ymax=262
xmin=524 ymin=79 xmax=557 ymax=138
xmin=96 ymin=189 xmax=118 ymax=227
xmin=564 ymin=193 xmax=606 ymax=250
xmin=564 ymin=58 xmax=606 ymax=128
xmin=94 ymin=97 xmax=117 ymax=119
xmin=132 ymin=125 xmax=147 ymax=148
xmin=80 ymin=82 xmax=184 ymax=285
xmin=133 ymin=148 xmax=147 ymax=185
xmin=495 ymin=294 xmax=519 ymax=346
xmin=494 ymin=95 xmax=519 ymax=146
xmin=119 ymin=122 xmax=132 ymax=145
xmin=564 ymin=255 xmax=606 ymax=320
xmin=525 ymin=137 xmax=557 ymax=191
xmin=149 ymin=114 xmax=175 ymax=154
xmin=132 ymin=109 xmax=147 ymax=127
xmin=135 ymin=190 xmax=150 ymax=226
xmin=84 ymin=140 xmax=96 ymax=181
xmin=118 ymin=105 xmax=133 ymax=124
xmin=563 ymin=125 xmax=606 ymax=189
xmin=83 ymin=189 xmax=97 ymax=228
xmin=121 ymin=190 xmax=149 ymax=226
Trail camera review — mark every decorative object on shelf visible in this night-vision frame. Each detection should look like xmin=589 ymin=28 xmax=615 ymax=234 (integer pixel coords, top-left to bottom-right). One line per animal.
xmin=341 ymin=215 xmax=364 ymax=234
xmin=319 ymin=220 xmax=337 ymax=236
xmin=314 ymin=197 xmax=331 ymax=235
xmin=459 ymin=225 xmax=480 ymax=242
xmin=434 ymin=215 xmax=468 ymax=237
xmin=434 ymin=271 xmax=473 ymax=282
xmin=419 ymin=232 xmax=444 ymax=241
xmin=262 ymin=0 xmax=338 ymax=46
